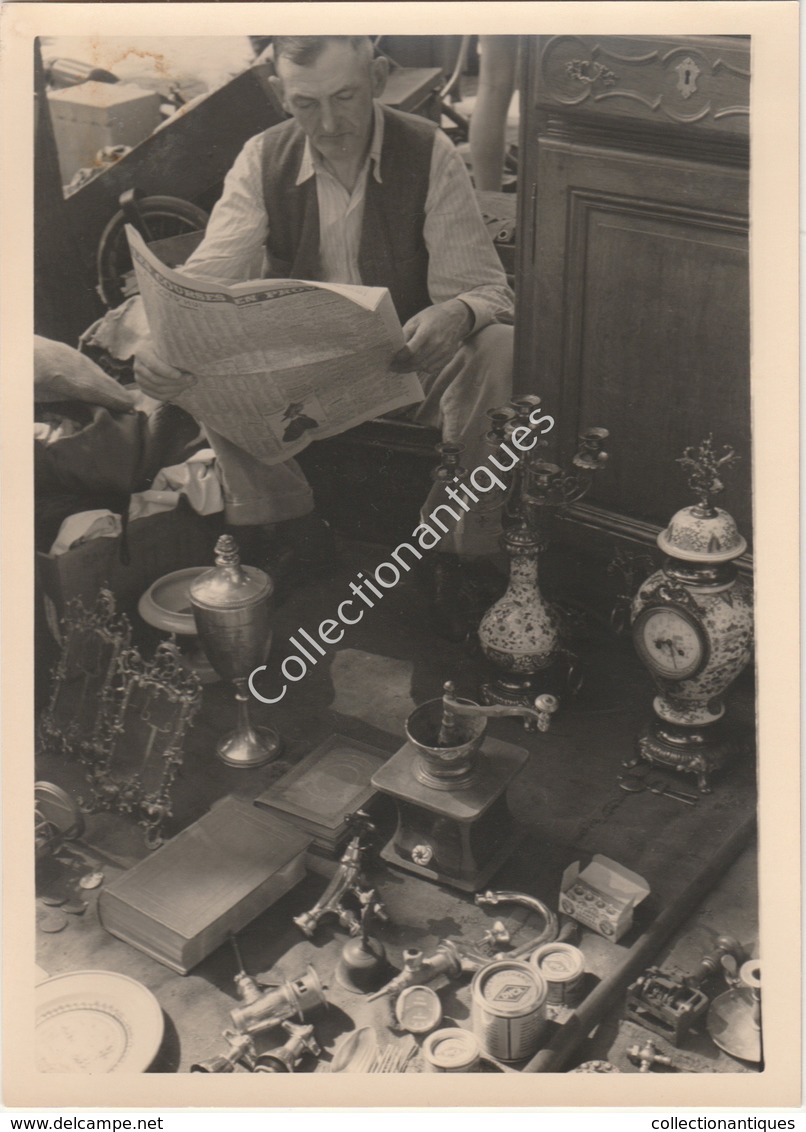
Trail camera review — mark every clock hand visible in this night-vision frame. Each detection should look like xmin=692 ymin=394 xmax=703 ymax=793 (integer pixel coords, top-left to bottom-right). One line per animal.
xmin=654 ymin=637 xmax=680 ymax=668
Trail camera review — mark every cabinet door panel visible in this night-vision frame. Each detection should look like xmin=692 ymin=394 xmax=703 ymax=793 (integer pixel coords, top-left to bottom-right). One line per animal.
xmin=521 ymin=141 xmax=750 ymax=540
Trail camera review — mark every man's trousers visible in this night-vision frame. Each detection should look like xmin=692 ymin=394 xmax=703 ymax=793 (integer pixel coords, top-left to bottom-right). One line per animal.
xmin=206 ymin=323 xmax=514 ymax=558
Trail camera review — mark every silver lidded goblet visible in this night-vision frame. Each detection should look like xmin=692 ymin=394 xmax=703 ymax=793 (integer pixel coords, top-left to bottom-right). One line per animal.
xmin=189 ymin=534 xmax=281 ymax=767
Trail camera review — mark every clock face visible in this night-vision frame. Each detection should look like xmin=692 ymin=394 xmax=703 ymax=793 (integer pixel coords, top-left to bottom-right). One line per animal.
xmin=633 ymin=605 xmax=708 ymax=681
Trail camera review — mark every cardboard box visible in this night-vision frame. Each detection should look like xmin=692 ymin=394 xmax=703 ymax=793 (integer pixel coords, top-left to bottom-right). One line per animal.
xmin=47 ymin=81 xmax=162 ymax=184
xmin=560 ymin=855 xmax=650 ymax=941
xmin=36 ymin=506 xmax=222 ymax=635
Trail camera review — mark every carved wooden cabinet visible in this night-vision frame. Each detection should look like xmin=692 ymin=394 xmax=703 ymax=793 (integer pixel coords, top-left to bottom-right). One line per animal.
xmin=514 ymin=36 xmax=752 ymax=556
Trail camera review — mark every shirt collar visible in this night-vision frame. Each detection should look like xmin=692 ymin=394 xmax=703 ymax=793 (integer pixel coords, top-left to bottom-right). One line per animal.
xmin=296 ymin=101 xmax=385 ymax=186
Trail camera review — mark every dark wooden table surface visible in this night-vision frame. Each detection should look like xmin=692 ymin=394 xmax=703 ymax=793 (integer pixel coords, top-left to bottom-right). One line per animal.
xmin=34 ymin=541 xmax=759 ymax=1077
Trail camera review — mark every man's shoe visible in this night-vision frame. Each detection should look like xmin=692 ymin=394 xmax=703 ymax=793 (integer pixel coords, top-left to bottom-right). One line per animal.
xmin=264 ymin=514 xmax=338 ymax=603
xmin=275 ymin=513 xmax=337 ymax=570
xmin=424 ymin=554 xmax=504 ymax=643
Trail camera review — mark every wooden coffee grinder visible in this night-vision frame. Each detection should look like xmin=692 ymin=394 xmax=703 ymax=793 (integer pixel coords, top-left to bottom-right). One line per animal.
xmin=371 ymin=681 xmax=557 ymax=892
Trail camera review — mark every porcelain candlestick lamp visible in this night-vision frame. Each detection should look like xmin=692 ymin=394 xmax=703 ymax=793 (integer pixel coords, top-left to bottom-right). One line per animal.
xmin=475 ymin=397 xmax=609 ymax=706
xmin=627 ymin=438 xmax=754 ymax=792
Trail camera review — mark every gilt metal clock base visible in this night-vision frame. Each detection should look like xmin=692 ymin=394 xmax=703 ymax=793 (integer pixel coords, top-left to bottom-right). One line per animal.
xmin=625 ymin=718 xmax=736 ymax=794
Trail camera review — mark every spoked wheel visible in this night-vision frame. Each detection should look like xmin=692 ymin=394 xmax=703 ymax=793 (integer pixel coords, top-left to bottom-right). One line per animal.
xmin=96 ymin=190 xmax=209 ymax=308
xmin=35 ymin=781 xmax=85 ymax=860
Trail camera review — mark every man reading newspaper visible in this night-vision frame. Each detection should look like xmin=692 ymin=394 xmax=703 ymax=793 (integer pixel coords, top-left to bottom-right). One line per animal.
xmin=134 ymin=35 xmax=515 ymax=639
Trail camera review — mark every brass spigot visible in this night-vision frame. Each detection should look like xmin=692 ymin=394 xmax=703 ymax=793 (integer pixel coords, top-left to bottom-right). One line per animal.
xmin=229 ymin=941 xmax=327 ymax=1037
xmin=253 ymin=1021 xmax=320 ymax=1073
xmin=367 ymin=940 xmax=465 ymax=1002
xmin=293 ymin=812 xmax=379 ymax=939
xmin=233 ymin=970 xmax=264 ymax=1006
xmin=627 ymin=1039 xmax=676 ymax=1073
xmin=190 ymin=1029 xmax=256 ymax=1073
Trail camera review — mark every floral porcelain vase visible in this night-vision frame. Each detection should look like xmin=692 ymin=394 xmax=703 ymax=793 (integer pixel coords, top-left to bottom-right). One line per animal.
xmin=477 ymin=526 xmax=561 ymax=705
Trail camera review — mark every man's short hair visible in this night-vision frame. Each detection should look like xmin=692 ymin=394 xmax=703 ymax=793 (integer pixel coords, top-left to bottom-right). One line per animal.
xmin=273 ymin=36 xmax=373 ymax=68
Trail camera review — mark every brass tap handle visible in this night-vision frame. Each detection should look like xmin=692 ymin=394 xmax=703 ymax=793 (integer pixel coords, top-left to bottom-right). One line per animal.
xmin=367 ymin=941 xmax=464 ymax=1001
xmin=474 ymin=889 xmax=559 ymax=959
xmin=480 ymin=920 xmax=511 ymax=948
xmin=281 ymin=1020 xmax=320 ymax=1059
xmin=627 ymin=1040 xmax=675 ymax=1073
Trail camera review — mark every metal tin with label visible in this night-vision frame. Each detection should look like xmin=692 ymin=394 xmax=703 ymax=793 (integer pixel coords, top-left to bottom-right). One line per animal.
xmin=395 ymin=985 xmax=443 ymax=1034
xmin=422 ymin=1028 xmax=481 ymax=1072
xmin=530 ymin=941 xmax=586 ymax=1006
xmin=471 ymin=959 xmax=547 ymax=1062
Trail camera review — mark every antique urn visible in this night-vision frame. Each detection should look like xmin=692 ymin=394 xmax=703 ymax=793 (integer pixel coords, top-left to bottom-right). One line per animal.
xmin=189 ymin=534 xmax=281 ymax=768
xmin=626 ymin=439 xmax=754 ymax=792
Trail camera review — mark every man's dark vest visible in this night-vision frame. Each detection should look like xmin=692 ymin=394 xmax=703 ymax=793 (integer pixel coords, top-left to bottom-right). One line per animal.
xmin=259 ymin=104 xmax=436 ymax=323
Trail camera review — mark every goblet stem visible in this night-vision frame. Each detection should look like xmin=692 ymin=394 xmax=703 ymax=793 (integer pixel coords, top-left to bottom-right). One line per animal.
xmin=215 ymin=677 xmax=282 ymax=768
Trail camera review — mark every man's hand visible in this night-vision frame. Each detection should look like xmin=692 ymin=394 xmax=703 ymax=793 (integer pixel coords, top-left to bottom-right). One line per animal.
xmin=391 ymin=299 xmax=474 ymax=376
xmin=134 ymin=339 xmax=196 ymax=403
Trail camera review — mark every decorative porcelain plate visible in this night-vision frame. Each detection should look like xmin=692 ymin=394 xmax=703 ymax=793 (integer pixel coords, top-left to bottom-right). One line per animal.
xmin=35 ymin=970 xmax=164 ymax=1073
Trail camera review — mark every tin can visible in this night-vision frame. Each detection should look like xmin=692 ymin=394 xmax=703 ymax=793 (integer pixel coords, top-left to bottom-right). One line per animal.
xmin=422 ymin=1028 xmax=481 ymax=1072
xmin=471 ymin=959 xmax=547 ymax=1062
xmin=530 ymin=942 xmax=586 ymax=1007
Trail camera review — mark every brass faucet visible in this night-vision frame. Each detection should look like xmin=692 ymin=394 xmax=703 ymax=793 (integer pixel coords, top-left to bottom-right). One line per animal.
xmin=293 ymin=811 xmax=385 ymax=939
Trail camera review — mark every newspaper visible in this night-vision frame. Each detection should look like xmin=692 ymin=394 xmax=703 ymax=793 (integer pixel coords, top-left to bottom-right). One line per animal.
xmin=127 ymin=226 xmax=423 ymax=465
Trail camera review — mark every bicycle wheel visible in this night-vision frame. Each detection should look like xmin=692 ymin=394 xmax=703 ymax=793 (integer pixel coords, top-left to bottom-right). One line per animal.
xmin=96 ymin=194 xmax=209 ymax=308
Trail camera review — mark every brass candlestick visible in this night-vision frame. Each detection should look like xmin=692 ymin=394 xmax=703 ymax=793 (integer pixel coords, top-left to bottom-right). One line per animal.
xmin=707 ymin=959 xmax=762 ymax=1063
xmin=189 ymin=534 xmax=281 ymax=768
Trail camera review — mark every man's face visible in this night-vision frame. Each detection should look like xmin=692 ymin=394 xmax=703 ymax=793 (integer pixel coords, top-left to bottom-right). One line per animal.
xmin=272 ymin=41 xmax=388 ymax=167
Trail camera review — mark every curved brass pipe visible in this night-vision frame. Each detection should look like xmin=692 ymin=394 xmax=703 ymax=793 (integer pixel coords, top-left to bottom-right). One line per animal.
xmin=474 ymin=889 xmax=559 ymax=960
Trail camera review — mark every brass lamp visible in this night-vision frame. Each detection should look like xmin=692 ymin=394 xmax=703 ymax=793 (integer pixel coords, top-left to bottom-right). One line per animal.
xmin=189 ymin=534 xmax=281 ymax=768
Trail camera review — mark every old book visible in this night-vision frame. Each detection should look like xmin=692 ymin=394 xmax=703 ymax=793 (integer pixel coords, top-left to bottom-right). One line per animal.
xmin=254 ymin=735 xmax=389 ymax=854
xmin=98 ymin=795 xmax=310 ymax=975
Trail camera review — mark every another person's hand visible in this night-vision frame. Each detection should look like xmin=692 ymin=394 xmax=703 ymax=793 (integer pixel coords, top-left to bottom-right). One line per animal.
xmin=134 ymin=339 xmax=196 ymax=402
xmin=391 ymin=299 xmax=474 ymax=376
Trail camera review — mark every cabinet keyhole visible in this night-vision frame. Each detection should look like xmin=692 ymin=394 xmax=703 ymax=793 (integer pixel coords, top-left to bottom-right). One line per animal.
xmin=675 ymin=57 xmax=700 ymax=99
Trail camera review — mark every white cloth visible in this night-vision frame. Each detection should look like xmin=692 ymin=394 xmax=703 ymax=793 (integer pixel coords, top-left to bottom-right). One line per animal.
xmin=34 ymin=416 xmax=83 ymax=444
xmin=81 ymin=297 xmax=151 ymax=364
xmin=182 ymin=102 xmax=514 ymax=331
xmin=128 ymin=449 xmax=224 ymax=520
xmin=50 ymin=510 xmax=122 ymax=556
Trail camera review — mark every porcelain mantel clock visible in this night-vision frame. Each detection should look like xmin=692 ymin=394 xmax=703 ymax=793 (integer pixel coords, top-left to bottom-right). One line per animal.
xmin=626 ymin=439 xmax=754 ymax=793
